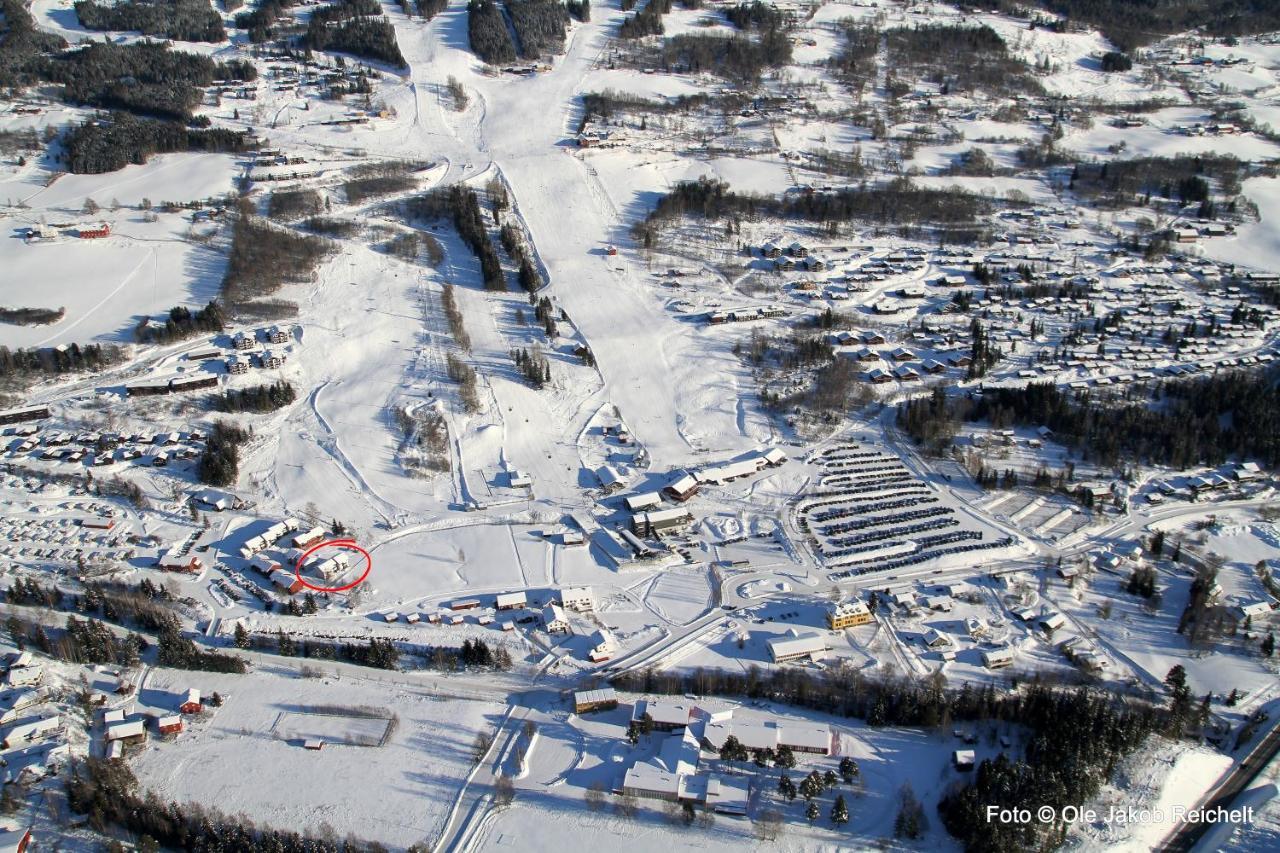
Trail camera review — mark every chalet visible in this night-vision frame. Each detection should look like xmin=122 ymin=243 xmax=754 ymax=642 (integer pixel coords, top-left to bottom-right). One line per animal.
xmin=192 ymin=489 xmax=235 ymax=511
xmin=624 ymin=492 xmax=663 ymax=513
xmin=495 ymin=592 xmax=527 ymax=611
xmin=894 ymin=365 xmax=921 ymax=382
xmin=450 ymin=598 xmax=481 ymax=611
xmin=1 ymin=715 xmax=61 ymax=748
xmin=773 ymin=257 xmax=795 ymax=272
xmin=632 ymin=507 xmax=694 ymax=537
xmin=81 ymin=516 xmax=115 ymax=531
xmin=923 ymin=628 xmax=952 ymax=649
xmin=271 ymin=570 xmax=304 ymax=595
xmin=542 ymin=604 xmax=570 ymax=634
xmin=1039 ymin=614 xmax=1068 ymax=635
xmin=260 ymin=350 xmax=285 ymax=369
xmin=767 ymin=631 xmax=829 ymax=663
xmin=760 ymin=241 xmax=782 ymax=258
xmin=105 ymin=720 xmax=146 ymax=744
xmin=696 ymin=459 xmax=758 ymax=485
xmin=596 ymin=465 xmax=626 ymax=494
xmin=787 ymin=241 xmax=809 ymax=258
xmin=572 ymin=687 xmax=618 ymax=714
xmin=79 ymin=223 xmax=110 ymax=239
xmin=633 ymin=699 xmax=694 ymax=732
xmin=311 ymin=553 xmax=350 ymax=580
xmin=157 ymin=552 xmax=203 ymax=574
xmin=233 ymin=332 xmax=255 ymax=350
xmin=953 ymin=749 xmax=976 ymax=771
xmin=405 ymin=613 xmax=420 ymax=624
xmin=663 ymin=473 xmax=700 ymax=503
xmin=947 ymin=353 xmax=972 ymax=368
xmin=226 ymin=356 xmax=249 ymax=375
xmin=156 ymin=715 xmax=183 ymax=735
xmin=560 ymin=586 xmax=594 ymax=612
xmin=179 ymin=688 xmax=202 ymax=714
xmin=982 ymin=648 xmax=1015 ymax=669
xmin=922 ymin=360 xmax=946 ymax=374
xmin=266 ymin=325 xmax=290 ymax=344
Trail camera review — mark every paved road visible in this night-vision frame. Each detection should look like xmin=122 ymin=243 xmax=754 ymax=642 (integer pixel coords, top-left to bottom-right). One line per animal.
xmin=1161 ymin=718 xmax=1280 ymax=852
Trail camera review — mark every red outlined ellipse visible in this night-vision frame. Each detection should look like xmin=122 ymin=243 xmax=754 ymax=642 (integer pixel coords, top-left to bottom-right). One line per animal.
xmin=293 ymin=538 xmax=371 ymax=593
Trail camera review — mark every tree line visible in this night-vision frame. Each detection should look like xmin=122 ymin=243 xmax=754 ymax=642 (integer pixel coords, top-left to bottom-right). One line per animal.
xmin=508 ymin=0 xmax=569 ymax=59
xmin=619 ymin=0 xmax=670 ymax=40
xmin=656 ymin=27 xmax=792 ymax=83
xmin=467 ymin=0 xmax=517 ymax=65
xmin=304 ymin=0 xmax=407 ymax=68
xmin=43 ymin=39 xmax=255 ymax=121
xmin=135 ymin=301 xmax=226 ymax=345
xmin=634 ymin=177 xmax=991 ymax=243
xmin=69 ymin=758 xmax=394 ymax=853
xmin=0 ymin=341 xmax=124 ymax=383
xmin=214 ymin=380 xmax=298 ymax=413
xmin=1006 ymin=0 xmax=1280 ymax=52
xmin=198 ymin=420 xmax=249 ymax=487
xmin=74 ymin=0 xmax=227 ymax=44
xmin=62 ymin=111 xmax=254 ymax=174
xmin=0 ymin=0 xmax=68 ymax=93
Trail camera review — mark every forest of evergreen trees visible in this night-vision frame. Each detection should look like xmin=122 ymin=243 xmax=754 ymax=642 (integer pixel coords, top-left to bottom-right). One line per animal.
xmin=0 ymin=341 xmax=124 ymax=383
xmin=618 ymin=0 xmax=670 ymax=39
xmin=197 ymin=420 xmax=249 ymax=487
xmin=62 ymin=112 xmax=253 ymax=174
xmin=233 ymin=0 xmax=297 ymax=43
xmin=0 ymin=0 xmax=67 ymax=92
xmin=74 ymin=0 xmax=227 ymax=43
xmin=467 ymin=0 xmax=517 ymax=65
xmin=897 ymin=369 xmax=1280 ymax=470
xmin=1008 ymin=0 xmax=1280 ymax=51
xmin=304 ymin=0 xmax=406 ymax=68
xmin=407 ymin=186 xmax=506 ymax=290
xmin=45 ymin=40 xmax=255 ymax=121
xmin=135 ymin=301 xmax=226 ymax=345
xmin=214 ymin=380 xmax=298 ymax=413
xmin=508 ymin=0 xmax=569 ymax=59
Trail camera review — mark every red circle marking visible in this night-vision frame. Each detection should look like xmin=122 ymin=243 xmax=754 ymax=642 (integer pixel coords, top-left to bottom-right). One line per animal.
xmin=293 ymin=538 xmax=372 ymax=593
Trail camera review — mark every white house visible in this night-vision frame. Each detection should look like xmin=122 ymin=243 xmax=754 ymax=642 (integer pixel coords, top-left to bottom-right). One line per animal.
xmin=559 ymin=586 xmax=594 ymax=612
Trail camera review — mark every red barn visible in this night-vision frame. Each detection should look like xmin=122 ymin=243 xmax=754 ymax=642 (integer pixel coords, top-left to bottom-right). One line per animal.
xmin=79 ymin=223 xmax=111 ymax=239
xmin=179 ymin=688 xmax=202 ymax=714
xmin=157 ymin=715 xmax=183 ymax=735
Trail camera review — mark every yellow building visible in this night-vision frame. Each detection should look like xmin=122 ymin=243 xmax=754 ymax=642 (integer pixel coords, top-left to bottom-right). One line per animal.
xmin=826 ymin=600 xmax=873 ymax=630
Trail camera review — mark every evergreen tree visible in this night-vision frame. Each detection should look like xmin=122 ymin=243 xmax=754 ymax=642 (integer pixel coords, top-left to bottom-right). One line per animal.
xmin=831 ymin=793 xmax=849 ymax=827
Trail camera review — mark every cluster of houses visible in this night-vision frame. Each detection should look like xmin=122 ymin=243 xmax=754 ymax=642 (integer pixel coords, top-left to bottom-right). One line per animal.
xmin=6 ymin=425 xmax=207 ymax=471
xmin=0 ymin=509 xmax=132 ymax=566
xmin=616 ymin=697 xmax=832 ymax=810
xmin=374 ymin=587 xmax=597 ymax=639
xmin=125 ymin=374 xmax=220 ymax=398
xmin=103 ymin=688 xmax=206 ymax=757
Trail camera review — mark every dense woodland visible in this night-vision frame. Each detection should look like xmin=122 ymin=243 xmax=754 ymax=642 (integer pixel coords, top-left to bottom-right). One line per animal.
xmin=197 ymin=420 xmax=249 ymax=487
xmin=635 ymin=177 xmax=992 ymax=244
xmin=618 ymin=0 xmax=670 ymax=40
xmin=63 ymin=112 xmax=253 ymax=174
xmin=0 ymin=0 xmax=67 ymax=92
xmin=214 ymin=380 xmax=298 ymax=413
xmin=135 ymin=301 xmax=227 ymax=344
xmin=45 ymin=40 xmax=255 ymax=121
xmin=1068 ymin=154 xmax=1246 ymax=214
xmin=1006 ymin=0 xmax=1280 ymax=51
xmin=74 ymin=0 xmax=227 ymax=43
xmin=898 ymin=369 xmax=1280 ymax=470
xmin=0 ymin=342 xmax=124 ymax=385
xmin=343 ymin=161 xmax=420 ymax=204
xmin=234 ymin=0 xmax=299 ymax=43
xmin=304 ymin=0 xmax=406 ymax=68
xmin=467 ymin=0 xmax=518 ymax=65
xmin=657 ymin=27 xmax=792 ymax=82
xmin=886 ymin=24 xmax=1041 ymax=96
xmin=508 ymin=0 xmax=569 ymax=59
